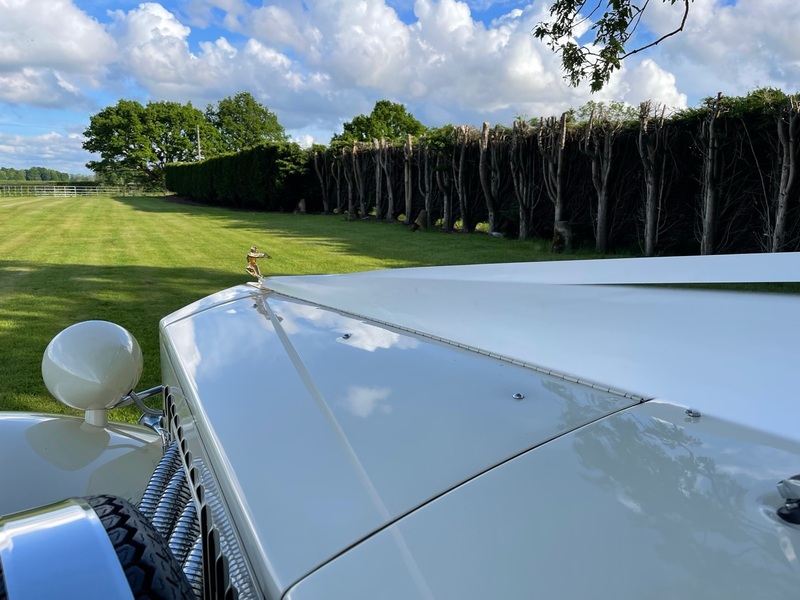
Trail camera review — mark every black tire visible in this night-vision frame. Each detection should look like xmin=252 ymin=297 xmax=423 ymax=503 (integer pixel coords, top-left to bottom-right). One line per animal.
xmin=85 ymin=494 xmax=196 ymax=600
xmin=0 ymin=557 xmax=7 ymax=600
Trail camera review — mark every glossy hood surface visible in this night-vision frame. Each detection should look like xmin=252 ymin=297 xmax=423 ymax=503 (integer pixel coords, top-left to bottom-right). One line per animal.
xmin=159 ymin=254 xmax=800 ymax=596
xmin=287 ymin=400 xmax=800 ymax=599
xmin=160 ymin=285 xmax=638 ymax=592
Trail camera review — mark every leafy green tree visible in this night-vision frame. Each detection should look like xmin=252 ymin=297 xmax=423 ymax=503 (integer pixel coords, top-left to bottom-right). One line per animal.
xmin=333 ymin=100 xmax=426 ymax=144
xmin=83 ymin=99 xmax=217 ymax=185
xmin=205 ymin=92 xmax=286 ymax=153
xmin=534 ymin=0 xmax=692 ymax=92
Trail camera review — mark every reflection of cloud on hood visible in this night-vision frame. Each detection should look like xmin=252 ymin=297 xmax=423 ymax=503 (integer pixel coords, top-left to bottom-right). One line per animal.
xmin=337 ymin=322 xmax=418 ymax=352
xmin=276 ymin=302 xmax=419 ymax=352
xmin=344 ymin=386 xmax=391 ymax=418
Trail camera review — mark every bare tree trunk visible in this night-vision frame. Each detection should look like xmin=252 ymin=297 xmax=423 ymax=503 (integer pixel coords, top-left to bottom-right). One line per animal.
xmin=701 ymin=93 xmax=724 ymax=255
xmin=331 ymin=157 xmax=343 ymax=214
xmin=341 ymin=147 xmax=357 ymax=220
xmin=773 ymin=96 xmax=799 ymax=252
xmin=373 ymin=138 xmax=383 ymax=220
xmin=510 ymin=119 xmax=538 ymax=240
xmin=417 ymin=140 xmax=433 ymax=228
xmin=638 ymin=101 xmax=668 ymax=256
xmin=452 ymin=125 xmax=472 ymax=233
xmin=478 ymin=122 xmax=503 ymax=234
xmin=312 ymin=150 xmax=331 ymax=213
xmin=404 ymin=134 xmax=413 ymax=224
xmin=581 ymin=109 xmax=621 ymax=254
xmin=539 ymin=112 xmax=569 ymax=251
xmin=379 ymin=139 xmax=396 ymax=222
xmin=436 ymin=167 xmax=453 ymax=232
xmin=351 ymin=143 xmax=367 ymax=217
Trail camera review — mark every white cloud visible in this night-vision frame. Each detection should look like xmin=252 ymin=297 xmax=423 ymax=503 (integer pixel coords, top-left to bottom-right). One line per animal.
xmin=0 ymin=129 xmax=90 ymax=173
xmin=608 ymin=60 xmax=688 ymax=110
xmin=108 ymin=3 xmax=202 ymax=94
xmin=639 ymin=0 xmax=800 ymax=100
xmin=5 ymin=0 xmax=800 ymax=174
xmin=0 ymin=0 xmax=116 ymax=109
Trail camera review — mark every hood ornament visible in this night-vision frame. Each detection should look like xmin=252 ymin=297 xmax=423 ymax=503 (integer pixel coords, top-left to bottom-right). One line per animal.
xmin=246 ymin=246 xmax=272 ymax=289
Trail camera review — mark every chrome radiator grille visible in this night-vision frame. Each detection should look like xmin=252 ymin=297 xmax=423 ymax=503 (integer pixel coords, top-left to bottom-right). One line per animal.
xmin=137 ymin=389 xmax=257 ymax=600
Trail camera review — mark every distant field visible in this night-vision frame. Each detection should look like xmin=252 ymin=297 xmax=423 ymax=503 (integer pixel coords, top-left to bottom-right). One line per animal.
xmin=1 ymin=195 xmax=583 ymax=421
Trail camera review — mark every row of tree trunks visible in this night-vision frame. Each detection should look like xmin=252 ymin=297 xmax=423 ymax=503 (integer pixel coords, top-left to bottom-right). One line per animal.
xmin=309 ymin=96 xmax=799 ymax=254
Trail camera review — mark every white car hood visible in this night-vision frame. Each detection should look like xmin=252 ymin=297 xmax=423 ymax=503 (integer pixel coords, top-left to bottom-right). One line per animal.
xmin=159 ymin=253 xmax=800 ymax=595
xmin=160 ymin=287 xmax=637 ymax=592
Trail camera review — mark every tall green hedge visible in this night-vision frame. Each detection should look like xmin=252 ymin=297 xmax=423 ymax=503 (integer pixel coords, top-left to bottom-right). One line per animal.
xmin=165 ymin=143 xmax=309 ymax=211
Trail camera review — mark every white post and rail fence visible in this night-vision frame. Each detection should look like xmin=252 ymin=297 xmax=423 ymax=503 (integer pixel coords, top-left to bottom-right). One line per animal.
xmin=0 ymin=185 xmax=157 ymax=198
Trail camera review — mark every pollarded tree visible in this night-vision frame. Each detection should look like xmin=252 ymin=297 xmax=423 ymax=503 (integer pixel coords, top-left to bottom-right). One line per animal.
xmin=510 ymin=119 xmax=540 ymax=241
xmin=638 ymin=101 xmax=671 ymax=256
xmin=772 ymin=95 xmax=800 ymax=252
xmin=539 ymin=112 xmax=571 ymax=251
xmin=311 ymin=145 xmax=333 ymax=213
xmin=206 ymin=92 xmax=286 ymax=153
xmin=478 ymin=122 xmax=510 ymax=235
xmin=578 ymin=102 xmax=629 ymax=253
xmin=425 ymin=125 xmax=456 ymax=232
xmin=699 ymin=93 xmax=725 ymax=255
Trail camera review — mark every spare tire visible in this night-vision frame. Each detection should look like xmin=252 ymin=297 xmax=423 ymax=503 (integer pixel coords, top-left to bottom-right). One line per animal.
xmin=85 ymin=494 xmax=196 ymax=600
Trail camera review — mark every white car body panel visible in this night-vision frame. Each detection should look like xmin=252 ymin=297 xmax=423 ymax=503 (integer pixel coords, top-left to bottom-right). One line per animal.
xmin=265 ymin=256 xmax=800 ymax=442
xmin=160 ymin=290 xmax=638 ymax=592
xmin=287 ymin=400 xmax=800 ymax=600
xmin=0 ymin=414 xmax=162 ymax=516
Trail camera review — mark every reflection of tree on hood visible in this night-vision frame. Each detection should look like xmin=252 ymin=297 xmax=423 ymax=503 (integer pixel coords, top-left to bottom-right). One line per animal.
xmin=573 ymin=409 xmax=797 ymax=597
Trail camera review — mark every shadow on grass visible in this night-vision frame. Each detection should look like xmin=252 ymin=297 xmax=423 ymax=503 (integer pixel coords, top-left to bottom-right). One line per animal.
xmin=111 ymin=196 xmax=578 ymax=267
xmin=0 ymin=259 xmax=245 ymax=417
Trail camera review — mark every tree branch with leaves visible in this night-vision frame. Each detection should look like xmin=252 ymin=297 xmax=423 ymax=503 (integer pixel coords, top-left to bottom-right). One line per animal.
xmin=534 ymin=0 xmax=692 ymax=92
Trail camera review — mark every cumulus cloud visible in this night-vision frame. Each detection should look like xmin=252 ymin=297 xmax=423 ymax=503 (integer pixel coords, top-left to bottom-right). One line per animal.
xmin=0 ymin=0 xmax=116 ymax=109
xmin=639 ymin=0 xmax=800 ymax=101
xmin=5 ymin=0 xmax=799 ymax=174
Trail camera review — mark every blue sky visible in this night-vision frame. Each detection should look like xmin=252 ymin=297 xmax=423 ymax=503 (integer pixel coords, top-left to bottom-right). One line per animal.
xmin=1 ymin=0 xmax=797 ymax=175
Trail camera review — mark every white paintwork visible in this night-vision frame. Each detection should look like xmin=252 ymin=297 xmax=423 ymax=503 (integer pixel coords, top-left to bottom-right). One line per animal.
xmin=42 ymin=320 xmax=143 ymax=426
xmin=0 ymin=413 xmax=162 ymax=517
xmin=159 ymin=291 xmax=637 ymax=593
xmin=265 ymin=251 xmax=799 ymax=285
xmin=286 ymin=400 xmax=800 ymax=600
xmin=263 ymin=255 xmax=800 ymax=442
xmin=157 ymin=253 xmax=800 ymax=597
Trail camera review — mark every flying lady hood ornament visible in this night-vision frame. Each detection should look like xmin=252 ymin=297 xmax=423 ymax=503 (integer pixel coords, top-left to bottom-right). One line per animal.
xmin=246 ymin=246 xmax=272 ymax=289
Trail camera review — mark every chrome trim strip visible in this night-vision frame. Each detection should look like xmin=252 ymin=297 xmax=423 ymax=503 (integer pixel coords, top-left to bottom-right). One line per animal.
xmin=0 ymin=498 xmax=133 ymax=600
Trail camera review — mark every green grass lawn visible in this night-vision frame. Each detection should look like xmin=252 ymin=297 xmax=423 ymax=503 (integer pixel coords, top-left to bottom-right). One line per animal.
xmin=1 ymin=195 xmax=590 ymax=421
